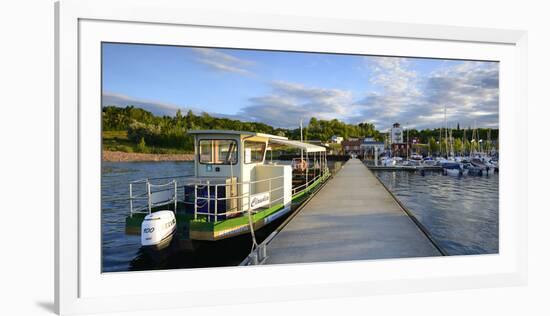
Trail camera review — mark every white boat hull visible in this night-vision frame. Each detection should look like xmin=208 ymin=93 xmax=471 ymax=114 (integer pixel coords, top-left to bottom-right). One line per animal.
xmin=444 ymin=168 xmax=462 ymax=176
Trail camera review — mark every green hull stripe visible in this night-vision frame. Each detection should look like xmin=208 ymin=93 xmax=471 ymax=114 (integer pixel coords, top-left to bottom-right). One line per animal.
xmin=190 ymin=173 xmax=329 ymax=236
xmin=126 ymin=172 xmax=330 ymax=240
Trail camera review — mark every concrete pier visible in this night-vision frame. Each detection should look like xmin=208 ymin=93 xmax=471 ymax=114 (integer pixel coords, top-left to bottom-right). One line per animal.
xmin=263 ymin=158 xmax=441 ymax=265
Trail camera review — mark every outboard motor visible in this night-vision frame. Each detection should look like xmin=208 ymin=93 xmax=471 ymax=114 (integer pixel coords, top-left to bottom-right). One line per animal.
xmin=141 ymin=210 xmax=176 ymax=249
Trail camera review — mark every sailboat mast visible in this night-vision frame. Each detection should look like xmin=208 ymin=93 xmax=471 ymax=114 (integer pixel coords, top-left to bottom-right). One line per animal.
xmin=471 ymin=121 xmax=477 ymax=157
xmin=449 ymin=126 xmax=454 ymax=157
xmin=476 ymin=122 xmax=479 ymax=155
xmin=463 ymin=128 xmax=466 ymax=157
xmin=439 ymin=125 xmax=442 ymax=157
xmin=487 ymin=129 xmax=491 ymax=155
xmin=406 ymin=123 xmax=409 ymax=160
xmin=471 ymin=122 xmax=475 ymax=157
xmin=444 ymin=104 xmax=448 ymax=158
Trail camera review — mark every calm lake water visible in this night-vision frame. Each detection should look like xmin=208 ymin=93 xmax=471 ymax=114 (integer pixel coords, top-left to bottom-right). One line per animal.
xmin=102 ymin=161 xmax=498 ymax=272
xmin=102 ymin=160 xmax=342 ymax=272
xmin=372 ymin=170 xmax=499 ymax=255
xmin=102 ymin=161 xmax=195 ymax=272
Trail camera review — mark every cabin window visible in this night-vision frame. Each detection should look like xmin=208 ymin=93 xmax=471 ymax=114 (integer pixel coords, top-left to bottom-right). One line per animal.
xmin=244 ymin=141 xmax=266 ymax=163
xmin=199 ymin=139 xmax=238 ymax=164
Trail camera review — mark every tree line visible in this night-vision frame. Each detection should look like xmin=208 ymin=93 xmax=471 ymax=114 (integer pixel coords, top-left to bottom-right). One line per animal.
xmin=103 ymin=106 xmax=281 ymax=152
xmin=403 ymin=126 xmax=499 ymax=146
xmin=102 ymin=105 xmax=498 ymax=153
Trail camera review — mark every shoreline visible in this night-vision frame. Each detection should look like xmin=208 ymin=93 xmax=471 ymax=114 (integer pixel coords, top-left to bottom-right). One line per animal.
xmin=102 ymin=150 xmax=350 ymax=162
xmin=102 ymin=150 xmax=194 ymax=162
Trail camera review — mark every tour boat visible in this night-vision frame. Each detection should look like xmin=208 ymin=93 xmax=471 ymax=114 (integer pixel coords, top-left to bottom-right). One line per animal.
xmin=124 ymin=130 xmax=330 ymax=248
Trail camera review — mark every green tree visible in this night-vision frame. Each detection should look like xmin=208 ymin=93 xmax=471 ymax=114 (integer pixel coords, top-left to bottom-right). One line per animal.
xmin=428 ymin=137 xmax=438 ymax=155
xmin=464 ymin=138 xmax=471 ymax=155
xmin=137 ymin=137 xmax=147 ymax=153
xmin=102 ymin=105 xmax=499 ymax=156
xmin=453 ymin=137 xmax=463 ymax=155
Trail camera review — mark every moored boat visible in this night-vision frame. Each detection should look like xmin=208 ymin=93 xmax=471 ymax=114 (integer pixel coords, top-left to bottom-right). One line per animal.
xmin=471 ymin=157 xmax=495 ymax=175
xmin=439 ymin=160 xmax=464 ymax=176
xmin=124 ymin=130 xmax=330 ymax=248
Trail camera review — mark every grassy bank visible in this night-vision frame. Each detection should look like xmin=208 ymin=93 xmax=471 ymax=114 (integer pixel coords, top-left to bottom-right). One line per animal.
xmin=102 ymin=131 xmax=194 ymax=161
xmin=103 ymin=130 xmax=193 ymax=155
xmin=102 ymin=150 xmax=194 ymax=162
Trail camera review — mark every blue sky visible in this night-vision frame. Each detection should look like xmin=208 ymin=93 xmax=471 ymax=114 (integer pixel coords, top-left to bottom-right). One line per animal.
xmin=102 ymin=43 xmax=499 ymax=130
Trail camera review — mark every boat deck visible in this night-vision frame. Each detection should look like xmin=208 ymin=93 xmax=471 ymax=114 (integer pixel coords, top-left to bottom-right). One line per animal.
xmin=262 ymin=158 xmax=441 ymax=264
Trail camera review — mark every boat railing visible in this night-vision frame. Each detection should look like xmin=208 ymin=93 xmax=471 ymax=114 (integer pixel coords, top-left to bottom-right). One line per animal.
xmin=193 ymin=175 xmax=286 ymax=222
xmin=128 ymin=166 xmax=330 ymax=222
xmin=129 ymin=179 xmax=178 ymax=216
xmin=292 ymin=167 xmax=330 ymax=196
xmin=193 ymin=167 xmax=330 ymax=222
xmin=128 ymin=174 xmax=218 ymax=213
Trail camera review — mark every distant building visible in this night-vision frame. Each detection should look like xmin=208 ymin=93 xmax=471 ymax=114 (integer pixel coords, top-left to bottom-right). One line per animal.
xmin=360 ymin=137 xmax=385 ymax=158
xmin=390 ymin=122 xmax=403 ymax=144
xmin=391 ymin=143 xmax=411 ymax=157
xmin=330 ymin=135 xmax=344 ymax=144
xmin=389 ymin=122 xmax=408 ymax=157
xmin=341 ymin=139 xmax=362 ymax=155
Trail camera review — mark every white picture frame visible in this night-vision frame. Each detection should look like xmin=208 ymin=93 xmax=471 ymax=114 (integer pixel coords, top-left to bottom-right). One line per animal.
xmin=55 ymin=0 xmax=527 ymax=314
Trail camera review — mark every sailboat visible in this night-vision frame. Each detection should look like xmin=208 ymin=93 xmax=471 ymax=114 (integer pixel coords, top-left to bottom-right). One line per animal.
xmin=465 ymin=121 xmax=494 ymax=176
xmin=439 ymin=105 xmax=463 ymax=176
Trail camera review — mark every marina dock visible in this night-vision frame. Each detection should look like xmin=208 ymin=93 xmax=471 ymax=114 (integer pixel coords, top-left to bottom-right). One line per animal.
xmin=255 ymin=158 xmax=442 ymax=265
xmin=367 ymin=165 xmax=442 ymax=171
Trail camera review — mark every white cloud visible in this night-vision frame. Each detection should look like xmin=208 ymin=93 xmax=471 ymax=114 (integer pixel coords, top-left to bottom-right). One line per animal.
xmin=102 ymin=92 xmax=199 ymax=116
xmin=354 ymin=57 xmax=499 ymax=130
xmin=353 ymin=57 xmax=422 ymax=124
xmin=423 ymin=61 xmax=499 ymax=129
xmin=102 ymin=91 xmax=256 ymax=124
xmin=235 ymin=58 xmax=498 ymax=130
xmin=191 ymin=48 xmax=254 ymax=76
xmin=105 ymin=56 xmax=499 ymax=131
xmin=238 ymin=81 xmax=356 ymax=128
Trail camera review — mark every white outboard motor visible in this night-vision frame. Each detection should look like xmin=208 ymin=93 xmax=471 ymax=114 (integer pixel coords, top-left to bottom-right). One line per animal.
xmin=141 ymin=210 xmax=176 ymax=248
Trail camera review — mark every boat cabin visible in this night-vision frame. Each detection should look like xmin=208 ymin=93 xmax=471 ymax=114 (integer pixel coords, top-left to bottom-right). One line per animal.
xmin=127 ymin=130 xmax=330 ymax=242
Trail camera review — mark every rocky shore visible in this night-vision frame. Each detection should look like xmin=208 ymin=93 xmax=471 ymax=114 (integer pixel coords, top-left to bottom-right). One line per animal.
xmin=102 ymin=151 xmax=194 ymax=162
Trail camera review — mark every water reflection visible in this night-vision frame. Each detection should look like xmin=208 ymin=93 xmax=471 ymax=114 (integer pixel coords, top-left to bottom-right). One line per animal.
xmin=102 ymin=160 xmax=340 ymax=272
xmin=373 ymin=170 xmax=499 ymax=255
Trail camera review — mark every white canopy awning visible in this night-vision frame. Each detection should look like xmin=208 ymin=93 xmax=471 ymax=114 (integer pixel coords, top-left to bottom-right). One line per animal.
xmin=269 ymin=138 xmax=326 ymax=153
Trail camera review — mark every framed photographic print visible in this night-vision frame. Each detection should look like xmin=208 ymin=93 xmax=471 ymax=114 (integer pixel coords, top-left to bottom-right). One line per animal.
xmin=55 ymin=0 xmax=527 ymax=314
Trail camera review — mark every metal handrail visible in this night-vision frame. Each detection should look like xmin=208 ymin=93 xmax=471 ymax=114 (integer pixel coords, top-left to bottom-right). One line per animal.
xmin=192 ymin=175 xmax=286 ymax=222
xmin=130 ymin=174 xmax=194 ymax=184
xmin=194 ymin=196 xmax=285 ymax=218
xmin=128 ymin=166 xmax=329 ymax=221
xmin=195 ymin=185 xmax=284 ymax=202
xmin=193 ymin=168 xmax=329 ymax=222
xmin=291 ymin=170 xmax=327 ymax=195
xmin=129 ymin=179 xmax=178 ymax=216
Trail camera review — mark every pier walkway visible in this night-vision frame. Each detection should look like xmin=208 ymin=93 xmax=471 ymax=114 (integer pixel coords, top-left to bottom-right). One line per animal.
xmin=263 ymin=158 xmax=441 ymax=264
